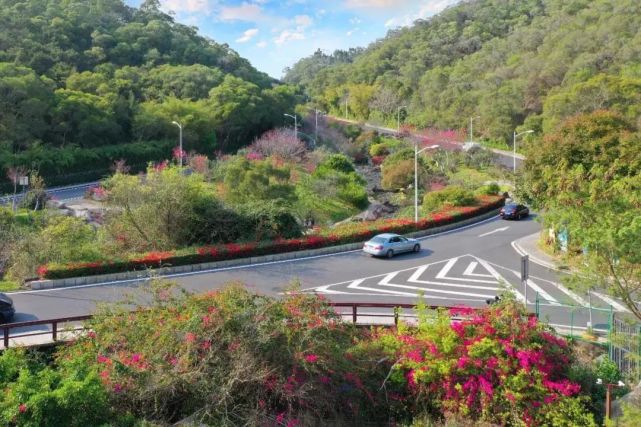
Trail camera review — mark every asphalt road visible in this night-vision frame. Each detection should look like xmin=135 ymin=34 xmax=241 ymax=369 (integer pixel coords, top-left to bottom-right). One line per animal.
xmin=7 ymin=215 xmax=618 ymax=332
xmin=327 ymin=116 xmax=523 ymax=170
xmin=0 ymin=181 xmax=98 ymax=205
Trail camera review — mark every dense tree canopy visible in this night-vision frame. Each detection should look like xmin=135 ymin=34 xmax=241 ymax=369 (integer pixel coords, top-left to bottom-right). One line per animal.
xmin=0 ymin=0 xmax=301 ymax=191
xmin=518 ymin=111 xmax=641 ymax=319
xmin=286 ymin=0 xmax=641 ymax=144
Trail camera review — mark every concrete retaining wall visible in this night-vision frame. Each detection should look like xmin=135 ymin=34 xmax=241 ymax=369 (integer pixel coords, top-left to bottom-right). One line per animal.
xmin=29 ymin=209 xmax=499 ymax=290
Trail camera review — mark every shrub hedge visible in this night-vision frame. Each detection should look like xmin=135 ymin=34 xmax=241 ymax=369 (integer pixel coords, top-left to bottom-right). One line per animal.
xmin=38 ymin=196 xmax=504 ymax=280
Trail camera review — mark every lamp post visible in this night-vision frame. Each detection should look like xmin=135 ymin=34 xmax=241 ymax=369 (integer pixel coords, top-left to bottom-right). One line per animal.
xmin=414 ymin=143 xmax=440 ymax=223
xmin=313 ymin=109 xmax=325 ymax=144
xmin=284 ymin=113 xmax=298 ymax=140
xmin=469 ymin=116 xmax=480 ymax=142
xmin=397 ymin=105 xmax=408 ymax=133
xmin=512 ymin=130 xmax=534 ymax=173
xmin=171 ymin=121 xmax=183 ymax=167
xmin=596 ymin=378 xmax=625 ymax=420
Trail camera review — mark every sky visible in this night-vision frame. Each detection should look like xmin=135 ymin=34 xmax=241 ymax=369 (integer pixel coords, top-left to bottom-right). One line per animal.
xmin=125 ymin=0 xmax=459 ymax=79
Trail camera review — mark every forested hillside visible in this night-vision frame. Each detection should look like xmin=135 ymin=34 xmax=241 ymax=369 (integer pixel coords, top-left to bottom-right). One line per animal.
xmin=286 ymin=0 xmax=641 ymax=144
xmin=0 ymin=0 xmax=300 ymax=190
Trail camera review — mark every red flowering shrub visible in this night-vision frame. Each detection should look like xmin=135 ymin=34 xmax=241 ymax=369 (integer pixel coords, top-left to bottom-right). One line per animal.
xmin=365 ymin=298 xmax=595 ymax=425
xmin=66 ymin=282 xmax=394 ymax=425
xmin=39 ymin=196 xmax=504 ymax=280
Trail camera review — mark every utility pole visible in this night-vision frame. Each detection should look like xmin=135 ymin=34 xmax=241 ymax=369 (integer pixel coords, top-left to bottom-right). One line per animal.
xmin=413 ymin=143 xmax=439 ymax=223
xmin=314 ymin=109 xmax=325 ymax=144
xmin=171 ymin=121 xmax=183 ymax=167
xmin=521 ymin=255 xmax=529 ymax=306
xmin=469 ymin=116 xmax=480 ymax=142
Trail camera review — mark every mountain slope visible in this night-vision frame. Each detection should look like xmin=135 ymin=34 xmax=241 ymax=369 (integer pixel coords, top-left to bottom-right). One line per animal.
xmin=0 ymin=0 xmax=300 ymax=190
xmin=286 ymin=0 xmax=641 ymax=143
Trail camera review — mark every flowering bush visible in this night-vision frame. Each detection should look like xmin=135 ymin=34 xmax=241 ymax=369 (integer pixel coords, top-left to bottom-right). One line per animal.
xmin=1 ymin=284 xmax=598 ymax=425
xmin=364 ymin=298 xmax=596 ymax=425
xmin=61 ymin=282 xmax=394 ymax=425
xmin=38 ymin=196 xmax=504 ymax=280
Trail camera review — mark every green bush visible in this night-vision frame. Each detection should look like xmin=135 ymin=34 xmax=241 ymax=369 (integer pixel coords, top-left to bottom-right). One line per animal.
xmin=369 ymin=142 xmax=390 ymax=157
xmin=476 ymin=182 xmax=501 ymax=196
xmin=423 ymin=186 xmax=477 ymax=211
xmin=381 ymin=159 xmax=414 ymax=190
xmin=314 ymin=153 xmax=356 ymax=175
xmin=0 ymin=349 xmax=113 ymax=426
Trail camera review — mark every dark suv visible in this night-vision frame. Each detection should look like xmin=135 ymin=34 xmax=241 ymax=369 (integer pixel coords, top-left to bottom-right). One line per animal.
xmin=0 ymin=293 xmax=15 ymax=323
xmin=500 ymin=203 xmax=529 ymax=220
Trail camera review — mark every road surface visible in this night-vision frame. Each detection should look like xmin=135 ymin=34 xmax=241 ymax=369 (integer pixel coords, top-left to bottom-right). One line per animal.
xmin=6 ymin=215 xmax=618 ymax=335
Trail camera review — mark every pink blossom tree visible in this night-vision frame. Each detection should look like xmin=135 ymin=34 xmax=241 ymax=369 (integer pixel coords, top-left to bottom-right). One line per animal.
xmin=249 ymin=128 xmax=308 ymax=162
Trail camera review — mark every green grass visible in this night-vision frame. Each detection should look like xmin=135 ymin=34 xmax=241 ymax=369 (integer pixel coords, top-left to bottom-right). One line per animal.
xmin=0 ymin=279 xmax=20 ymax=292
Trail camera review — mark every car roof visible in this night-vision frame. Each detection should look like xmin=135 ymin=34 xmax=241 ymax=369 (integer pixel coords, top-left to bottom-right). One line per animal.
xmin=373 ymin=233 xmax=400 ymax=239
xmin=505 ymin=203 xmax=521 ymax=208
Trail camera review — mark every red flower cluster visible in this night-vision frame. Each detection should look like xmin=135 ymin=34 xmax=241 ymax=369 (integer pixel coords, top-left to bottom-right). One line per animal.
xmin=381 ymin=301 xmax=579 ymax=425
xmin=39 ymin=196 xmax=504 ymax=280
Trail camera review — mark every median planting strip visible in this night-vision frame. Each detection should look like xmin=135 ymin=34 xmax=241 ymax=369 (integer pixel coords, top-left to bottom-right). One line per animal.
xmin=28 ymin=196 xmax=504 ymax=290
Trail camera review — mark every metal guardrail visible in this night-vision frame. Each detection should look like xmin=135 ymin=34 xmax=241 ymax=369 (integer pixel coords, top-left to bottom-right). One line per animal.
xmin=0 ymin=303 xmax=487 ymax=350
xmin=2 ymin=315 xmax=92 ymax=349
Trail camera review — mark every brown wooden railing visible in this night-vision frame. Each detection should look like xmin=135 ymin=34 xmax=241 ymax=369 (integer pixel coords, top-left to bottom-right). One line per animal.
xmin=0 ymin=303 xmax=485 ymax=349
xmin=2 ymin=315 xmax=92 ymax=349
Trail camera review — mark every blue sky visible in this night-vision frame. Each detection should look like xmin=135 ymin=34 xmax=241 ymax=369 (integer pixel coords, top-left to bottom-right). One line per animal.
xmin=125 ymin=0 xmax=458 ymax=78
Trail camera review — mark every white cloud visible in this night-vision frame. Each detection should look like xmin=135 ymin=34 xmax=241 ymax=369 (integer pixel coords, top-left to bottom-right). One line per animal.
xmin=344 ymin=0 xmax=412 ymax=9
xmin=294 ymin=14 xmax=313 ymax=27
xmin=274 ymin=29 xmax=305 ymax=45
xmin=256 ymin=40 xmax=268 ymax=48
xmin=220 ymin=3 xmax=264 ymax=22
xmin=236 ymin=28 xmax=259 ymax=43
xmin=384 ymin=0 xmax=456 ymax=27
xmin=349 ymin=17 xmax=362 ymax=25
xmin=346 ymin=27 xmax=360 ymax=36
xmin=162 ymin=0 xmax=213 ymax=14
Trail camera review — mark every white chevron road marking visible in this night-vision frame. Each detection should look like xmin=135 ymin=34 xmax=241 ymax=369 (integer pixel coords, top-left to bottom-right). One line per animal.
xmin=463 ymin=261 xmax=493 ymax=278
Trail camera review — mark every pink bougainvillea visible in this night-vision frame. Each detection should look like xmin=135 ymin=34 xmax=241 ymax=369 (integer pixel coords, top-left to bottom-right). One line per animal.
xmin=372 ymin=299 xmax=581 ymax=425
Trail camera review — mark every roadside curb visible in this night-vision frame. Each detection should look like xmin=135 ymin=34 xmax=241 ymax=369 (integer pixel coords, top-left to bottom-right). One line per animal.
xmin=27 ymin=209 xmax=501 ymax=291
xmin=511 ymin=235 xmax=559 ymax=270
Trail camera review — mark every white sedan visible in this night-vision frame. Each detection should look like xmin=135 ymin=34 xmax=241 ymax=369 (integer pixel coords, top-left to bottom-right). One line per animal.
xmin=363 ymin=233 xmax=421 ymax=258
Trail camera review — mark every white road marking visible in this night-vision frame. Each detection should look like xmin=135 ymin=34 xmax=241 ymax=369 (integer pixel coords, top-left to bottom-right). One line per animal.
xmin=14 ymin=217 xmax=502 ymax=295
xmin=487 ymin=260 xmax=590 ymax=307
xmin=478 ymin=226 xmax=509 ymax=237
xmin=463 ymin=261 xmax=493 ymax=278
xmin=592 ymin=291 xmax=631 ymax=313
xmin=475 ymin=257 xmax=526 ymax=302
xmin=435 ymin=258 xmax=497 ymax=284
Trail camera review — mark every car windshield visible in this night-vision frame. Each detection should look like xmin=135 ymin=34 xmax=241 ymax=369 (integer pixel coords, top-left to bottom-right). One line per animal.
xmin=370 ymin=236 xmax=388 ymax=244
xmin=504 ymin=204 xmax=518 ymax=211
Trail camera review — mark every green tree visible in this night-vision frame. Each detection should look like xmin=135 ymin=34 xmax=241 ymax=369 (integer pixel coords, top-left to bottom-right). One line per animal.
xmin=519 ymin=111 xmax=641 ymax=320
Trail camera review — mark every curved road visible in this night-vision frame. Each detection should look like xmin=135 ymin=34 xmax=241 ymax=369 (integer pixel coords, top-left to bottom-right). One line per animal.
xmin=8 ymin=215 xmax=616 ymax=332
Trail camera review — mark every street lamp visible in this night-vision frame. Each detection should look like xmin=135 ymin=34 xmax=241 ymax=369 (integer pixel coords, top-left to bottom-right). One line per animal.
xmin=596 ymin=378 xmax=625 ymax=420
xmin=512 ymin=130 xmax=534 ymax=173
xmin=313 ymin=108 xmax=326 ymax=144
xmin=414 ymin=143 xmax=440 ymax=223
xmin=469 ymin=116 xmax=480 ymax=142
xmin=171 ymin=121 xmax=183 ymax=167
xmin=284 ymin=113 xmax=298 ymax=140
xmin=397 ymin=105 xmax=408 ymax=133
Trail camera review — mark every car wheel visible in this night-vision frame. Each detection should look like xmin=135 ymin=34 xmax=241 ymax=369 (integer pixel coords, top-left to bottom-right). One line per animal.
xmin=413 ymin=244 xmax=420 ymax=252
xmin=386 ymin=250 xmax=394 ymax=259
